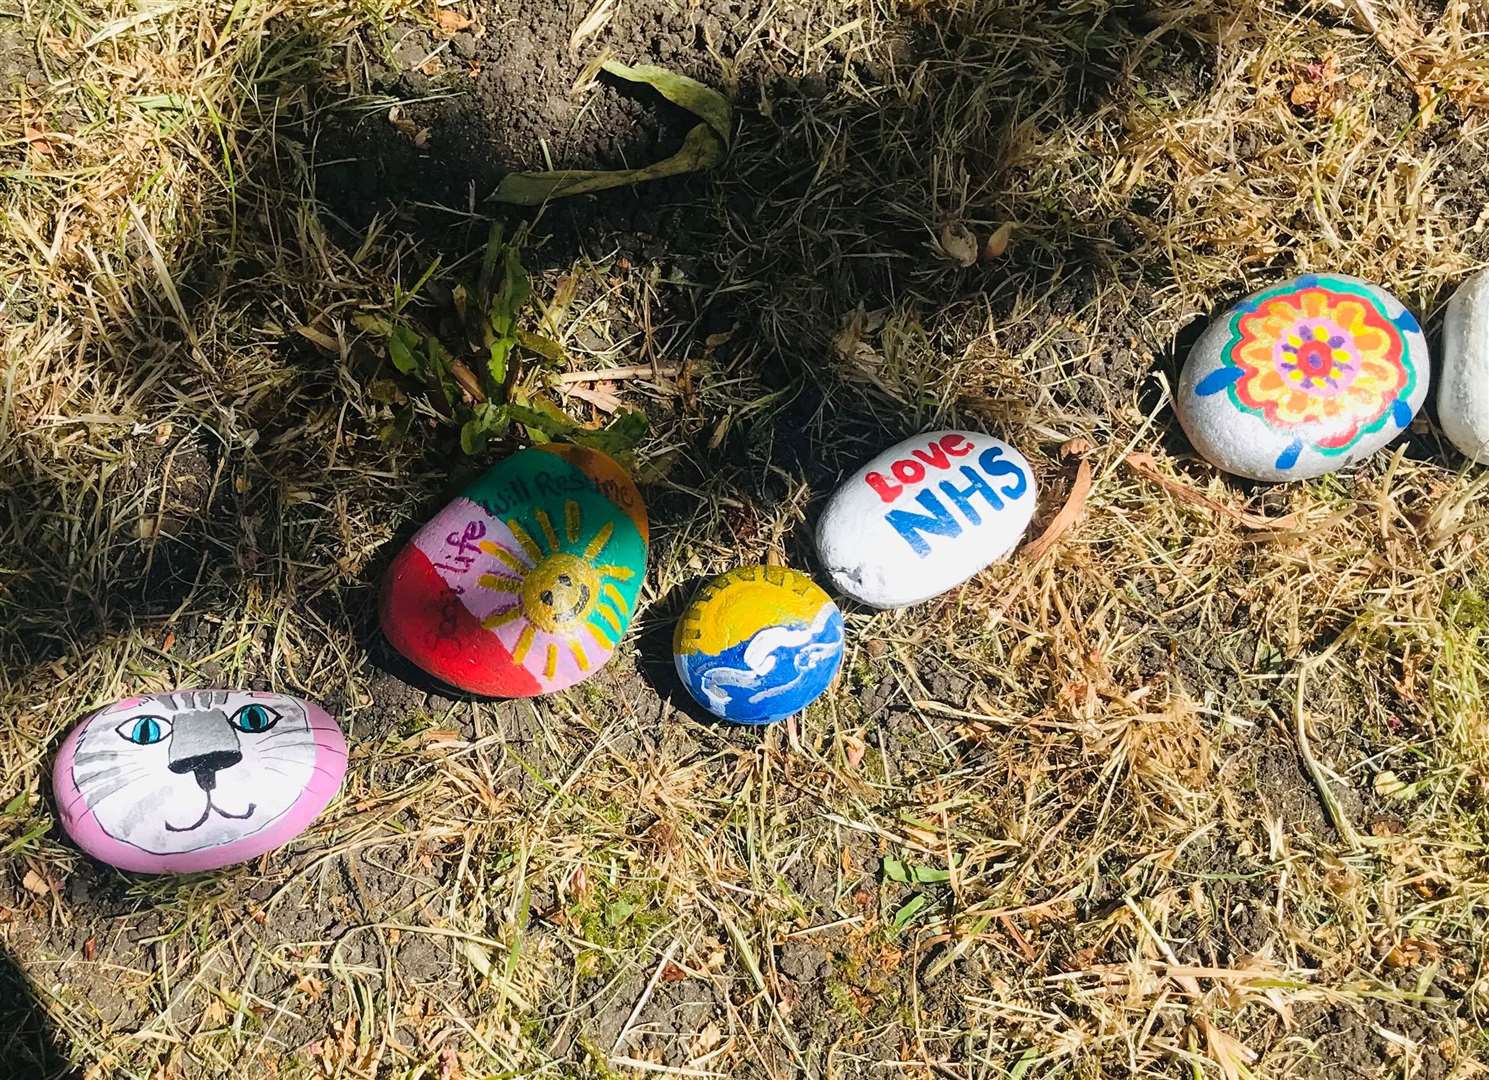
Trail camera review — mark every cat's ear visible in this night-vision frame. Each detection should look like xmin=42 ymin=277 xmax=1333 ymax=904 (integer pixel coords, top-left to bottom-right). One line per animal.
xmin=229 ymin=704 xmax=281 ymax=734
xmin=115 ymin=715 xmax=172 ymax=745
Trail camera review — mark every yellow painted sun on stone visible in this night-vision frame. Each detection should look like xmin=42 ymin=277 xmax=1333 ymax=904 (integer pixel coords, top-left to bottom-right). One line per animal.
xmin=474 ymin=498 xmax=635 ymax=678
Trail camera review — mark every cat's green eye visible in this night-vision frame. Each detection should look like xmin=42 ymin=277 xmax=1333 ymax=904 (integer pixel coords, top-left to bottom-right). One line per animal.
xmin=115 ymin=716 xmax=171 ymax=745
xmin=230 ymin=704 xmax=281 ymax=734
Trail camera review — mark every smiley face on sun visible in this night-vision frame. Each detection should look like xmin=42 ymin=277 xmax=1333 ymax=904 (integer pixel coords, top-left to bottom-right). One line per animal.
xmin=473 ymin=498 xmax=636 ymax=681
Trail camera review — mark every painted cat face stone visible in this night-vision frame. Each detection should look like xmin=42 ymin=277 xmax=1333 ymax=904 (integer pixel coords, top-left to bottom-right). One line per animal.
xmin=53 ymin=690 xmax=347 ymax=874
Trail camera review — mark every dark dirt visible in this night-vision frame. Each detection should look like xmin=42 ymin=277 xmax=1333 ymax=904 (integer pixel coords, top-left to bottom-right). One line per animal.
xmin=306 ymin=0 xmax=1189 ymax=433
xmin=0 ymin=23 xmax=44 ymax=94
xmin=1297 ymin=998 xmax=1457 ymax=1080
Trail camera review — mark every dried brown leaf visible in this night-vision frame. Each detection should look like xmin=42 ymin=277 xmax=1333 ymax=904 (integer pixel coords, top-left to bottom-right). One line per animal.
xmin=936 ymin=221 xmax=978 ymax=267
xmin=24 ymin=125 xmax=54 ymax=159
xmin=434 ymin=7 xmax=473 ymax=32
xmin=1022 ymin=458 xmax=1092 ymax=561
xmin=981 ymin=221 xmax=1013 ymax=261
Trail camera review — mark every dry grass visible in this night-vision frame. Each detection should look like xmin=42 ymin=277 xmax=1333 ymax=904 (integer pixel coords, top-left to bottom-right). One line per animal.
xmin=4 ymin=0 xmax=1489 ymax=1077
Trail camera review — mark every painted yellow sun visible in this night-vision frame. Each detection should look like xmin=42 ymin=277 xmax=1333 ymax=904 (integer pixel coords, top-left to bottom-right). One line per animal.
xmin=473 ymin=499 xmax=636 ymax=681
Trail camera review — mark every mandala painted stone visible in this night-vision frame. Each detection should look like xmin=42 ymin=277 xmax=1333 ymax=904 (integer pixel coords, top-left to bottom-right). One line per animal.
xmin=381 ymin=444 xmax=649 ymax=696
xmin=53 ymin=690 xmax=347 ymax=874
xmin=1177 ymin=274 xmax=1429 ymax=481
xmin=674 ymin=566 xmax=844 ymax=725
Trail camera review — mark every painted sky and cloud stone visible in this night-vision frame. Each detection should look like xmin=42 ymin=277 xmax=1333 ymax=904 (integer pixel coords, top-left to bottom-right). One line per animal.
xmin=674 ymin=565 xmax=844 ymax=725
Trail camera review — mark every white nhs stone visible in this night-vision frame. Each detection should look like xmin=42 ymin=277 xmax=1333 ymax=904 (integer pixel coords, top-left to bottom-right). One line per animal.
xmin=1440 ymin=271 xmax=1489 ymax=463
xmin=815 ymin=430 xmax=1037 ymax=609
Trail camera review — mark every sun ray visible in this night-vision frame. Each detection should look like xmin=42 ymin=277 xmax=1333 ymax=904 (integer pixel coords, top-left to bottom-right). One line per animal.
xmin=536 ymin=508 xmax=560 ymax=553
xmin=512 ymin=624 xmax=536 ymax=663
xmin=595 ymin=603 xmax=623 ymax=633
xmin=478 ymin=571 xmax=524 ymax=593
xmin=597 ymin=563 xmax=634 ymax=582
xmin=603 ymin=582 xmax=630 ymax=614
xmin=544 ymin=644 xmax=558 ymax=679
xmin=570 ymin=640 xmax=590 ymax=671
xmin=482 ymin=606 xmax=522 ymax=630
xmin=589 ymin=623 xmax=615 ymax=650
xmin=565 ymin=500 xmax=581 ymax=544
xmin=507 ymin=518 xmax=544 ymax=563
xmin=478 ymin=539 xmax=528 ymax=573
xmin=582 ymin=521 xmax=614 ymax=560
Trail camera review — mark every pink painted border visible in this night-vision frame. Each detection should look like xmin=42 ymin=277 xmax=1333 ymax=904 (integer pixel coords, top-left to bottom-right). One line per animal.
xmin=52 ymin=691 xmax=348 ymax=875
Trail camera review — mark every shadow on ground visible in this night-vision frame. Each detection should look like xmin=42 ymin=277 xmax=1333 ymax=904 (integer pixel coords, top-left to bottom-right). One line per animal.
xmin=0 ymin=949 xmax=80 ymax=1080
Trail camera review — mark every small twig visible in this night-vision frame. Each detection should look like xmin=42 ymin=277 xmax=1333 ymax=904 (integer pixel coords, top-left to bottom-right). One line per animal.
xmin=612 ymin=939 xmax=679 ymax=1053
xmin=1291 ymin=662 xmax=1366 ymax=852
xmin=558 ymin=364 xmax=680 ymax=383
xmin=450 ymin=360 xmax=484 ymax=401
xmin=1125 ymin=453 xmax=1302 ymax=531
xmin=998 ymin=913 xmax=1038 ymax=963
xmin=780 ymin=915 xmax=863 ymax=939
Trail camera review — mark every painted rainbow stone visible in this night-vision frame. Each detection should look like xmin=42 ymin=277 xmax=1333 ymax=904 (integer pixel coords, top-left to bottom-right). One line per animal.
xmin=53 ymin=690 xmax=347 ymax=874
xmin=1176 ymin=273 xmax=1430 ymax=481
xmin=380 ymin=444 xmax=649 ymax=696
xmin=673 ymin=565 xmax=845 ymax=725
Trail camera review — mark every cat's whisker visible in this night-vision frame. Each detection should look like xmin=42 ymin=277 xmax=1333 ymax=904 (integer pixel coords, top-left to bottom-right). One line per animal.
xmin=74 ymin=764 xmax=149 ymax=783
xmin=255 ymin=758 xmax=341 ymax=781
xmin=258 ymin=761 xmax=342 ymax=783
xmin=71 ymin=750 xmax=156 ymax=767
xmin=257 ymin=744 xmax=321 ymax=762
xmin=73 ymin=769 xmax=152 ymax=796
xmin=252 ymin=728 xmax=316 ymax=746
xmin=257 ymin=744 xmax=336 ymax=759
xmin=249 ymin=742 xmax=320 ymax=757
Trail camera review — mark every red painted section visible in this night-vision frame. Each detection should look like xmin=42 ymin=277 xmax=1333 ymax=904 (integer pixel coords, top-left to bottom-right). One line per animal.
xmin=379 ymin=545 xmax=543 ymax=697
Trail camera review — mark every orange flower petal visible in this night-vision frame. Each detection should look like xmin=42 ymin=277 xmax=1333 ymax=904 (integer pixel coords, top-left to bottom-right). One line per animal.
xmin=1352 ymin=326 xmax=1391 ymax=357
xmin=1301 ymin=290 xmax=1328 ymax=319
xmin=1271 ymin=298 xmax=1303 ymax=322
xmin=1342 ymin=385 xmax=1388 ymax=417
xmin=1367 ymin=360 xmax=1406 ymax=391
xmin=1275 ymin=391 xmax=1319 ymax=423
xmin=1238 ymin=340 xmax=1274 ymax=370
xmin=1245 ymin=312 xmax=1288 ymax=343
xmin=1332 ymin=299 xmax=1366 ymax=331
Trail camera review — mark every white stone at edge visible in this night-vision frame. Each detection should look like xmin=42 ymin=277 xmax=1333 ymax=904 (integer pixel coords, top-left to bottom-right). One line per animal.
xmin=1440 ymin=271 xmax=1489 ymax=463
xmin=815 ymin=430 xmax=1037 ymax=610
